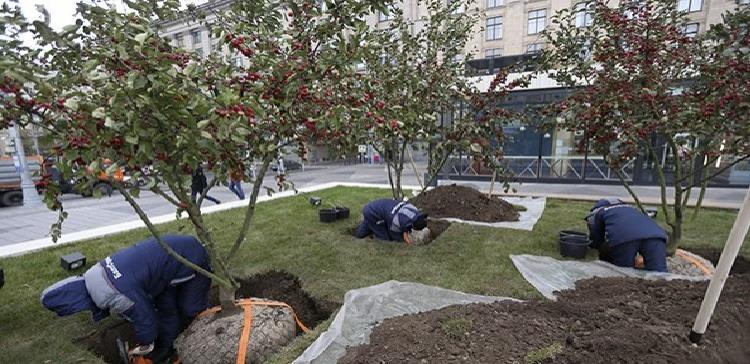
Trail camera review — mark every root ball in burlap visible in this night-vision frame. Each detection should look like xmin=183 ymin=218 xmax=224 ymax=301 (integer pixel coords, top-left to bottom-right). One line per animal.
xmin=175 ymin=302 xmax=296 ymax=364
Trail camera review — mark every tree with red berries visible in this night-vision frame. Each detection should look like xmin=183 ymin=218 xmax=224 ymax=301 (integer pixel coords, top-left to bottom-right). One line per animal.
xmin=0 ymin=0 xmax=383 ymax=303
xmin=357 ymin=0 xmax=525 ymax=200
xmin=541 ymin=0 xmax=750 ymax=252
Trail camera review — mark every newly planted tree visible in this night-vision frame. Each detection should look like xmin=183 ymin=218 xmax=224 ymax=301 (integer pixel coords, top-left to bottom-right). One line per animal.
xmin=0 ymin=0 xmax=382 ymax=305
xmin=541 ymin=0 xmax=750 ymax=251
xmin=357 ymin=0 xmax=529 ymax=199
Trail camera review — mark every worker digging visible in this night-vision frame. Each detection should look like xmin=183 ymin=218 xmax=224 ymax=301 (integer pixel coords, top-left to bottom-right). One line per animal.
xmin=354 ymin=198 xmax=430 ymax=245
xmin=586 ymin=198 xmax=668 ymax=272
xmin=41 ymin=235 xmax=211 ymax=364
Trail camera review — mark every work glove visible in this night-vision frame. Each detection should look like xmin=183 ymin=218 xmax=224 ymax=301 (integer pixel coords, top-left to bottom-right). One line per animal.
xmin=129 ymin=342 xmax=154 ymax=356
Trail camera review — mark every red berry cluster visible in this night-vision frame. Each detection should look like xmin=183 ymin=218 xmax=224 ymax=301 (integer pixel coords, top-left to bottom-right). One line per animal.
xmin=226 ymin=34 xmax=254 ymax=58
xmin=215 ymin=104 xmax=256 ymax=121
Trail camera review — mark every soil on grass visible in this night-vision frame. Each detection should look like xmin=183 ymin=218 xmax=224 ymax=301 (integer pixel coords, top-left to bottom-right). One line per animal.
xmin=688 ymin=247 xmax=750 ymax=275
xmin=340 ymin=275 xmax=750 ymax=364
xmin=344 ymin=219 xmax=452 ymax=242
xmin=410 ymin=184 xmax=520 ymax=223
xmin=77 ymin=271 xmax=333 ymax=364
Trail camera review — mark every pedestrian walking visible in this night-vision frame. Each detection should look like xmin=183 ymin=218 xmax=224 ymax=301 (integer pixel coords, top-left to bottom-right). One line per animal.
xmin=191 ymin=166 xmax=220 ymax=205
xmin=228 ymin=164 xmax=245 ymax=200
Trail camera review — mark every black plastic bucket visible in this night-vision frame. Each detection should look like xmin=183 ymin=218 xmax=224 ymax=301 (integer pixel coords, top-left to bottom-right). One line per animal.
xmin=559 ymin=235 xmax=590 ymax=259
xmin=336 ymin=207 xmax=350 ymax=219
xmin=559 ymin=230 xmax=587 ymax=239
xmin=319 ymin=209 xmax=338 ymax=223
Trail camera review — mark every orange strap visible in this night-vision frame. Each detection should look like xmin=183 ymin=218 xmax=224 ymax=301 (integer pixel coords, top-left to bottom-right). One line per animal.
xmin=676 ymin=250 xmax=714 ymax=277
xmin=196 ymin=298 xmax=310 ymax=364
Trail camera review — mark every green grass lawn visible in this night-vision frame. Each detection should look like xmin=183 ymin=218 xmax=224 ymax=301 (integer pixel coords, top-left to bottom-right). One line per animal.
xmin=0 ymin=186 xmax=747 ymax=363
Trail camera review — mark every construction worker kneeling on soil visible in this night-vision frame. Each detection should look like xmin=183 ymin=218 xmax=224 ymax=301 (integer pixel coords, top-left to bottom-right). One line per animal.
xmin=41 ymin=235 xmax=211 ymax=363
xmin=355 ymin=199 xmax=428 ymax=242
xmin=586 ymin=198 xmax=668 ymax=272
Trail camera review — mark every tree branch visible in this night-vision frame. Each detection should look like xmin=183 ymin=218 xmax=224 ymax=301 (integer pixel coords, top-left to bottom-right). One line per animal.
xmin=226 ymin=154 xmax=273 ymax=260
xmin=114 ymin=183 xmax=233 ymax=289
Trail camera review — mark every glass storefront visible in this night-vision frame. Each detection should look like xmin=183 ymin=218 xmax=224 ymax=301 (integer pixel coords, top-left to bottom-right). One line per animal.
xmin=436 ymin=88 xmax=749 ymax=187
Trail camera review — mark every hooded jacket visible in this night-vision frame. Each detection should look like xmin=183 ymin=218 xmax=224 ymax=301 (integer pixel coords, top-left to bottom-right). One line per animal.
xmin=359 ymin=199 xmax=426 ymax=241
xmin=41 ymin=235 xmax=211 ymax=347
xmin=586 ymin=198 xmax=667 ymax=248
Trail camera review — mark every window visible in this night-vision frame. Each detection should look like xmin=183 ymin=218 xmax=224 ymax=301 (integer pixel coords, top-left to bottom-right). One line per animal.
xmin=526 ymin=43 xmax=543 ymax=54
xmin=194 ymin=47 xmax=203 ymax=57
xmin=486 ymin=16 xmax=503 ymax=40
xmin=682 ymin=23 xmax=699 ymax=38
xmin=677 ymin=0 xmax=702 ymax=12
xmin=579 ymin=39 xmax=592 ymax=60
xmin=739 ymin=0 xmax=749 ymax=4
xmin=173 ymin=33 xmax=183 ymax=47
xmin=485 ymin=48 xmax=503 ymax=58
xmin=575 ymin=2 xmax=593 ymax=27
xmin=233 ymin=57 xmax=243 ymax=68
xmin=528 ymin=9 xmax=546 ymax=35
xmin=191 ymin=29 xmax=202 ymax=45
xmin=487 ymin=0 xmax=504 ymax=8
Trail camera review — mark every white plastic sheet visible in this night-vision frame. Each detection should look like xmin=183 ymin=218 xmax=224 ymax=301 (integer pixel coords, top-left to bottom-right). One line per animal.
xmin=292 ymin=281 xmax=516 ymax=364
xmin=433 ymin=196 xmax=546 ymax=231
xmin=511 ymin=254 xmax=709 ymax=301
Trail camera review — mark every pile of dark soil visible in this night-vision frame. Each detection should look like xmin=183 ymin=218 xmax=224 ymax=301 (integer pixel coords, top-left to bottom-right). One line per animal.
xmin=232 ymin=270 xmax=335 ymax=328
xmin=78 ymin=271 xmax=333 ymax=364
xmin=76 ymin=320 xmax=136 ymax=364
xmin=410 ymin=184 xmax=520 ymax=223
xmin=341 ymin=275 xmax=750 ymax=364
xmin=344 ymin=220 xmax=452 ymax=242
xmin=688 ymin=247 xmax=750 ymax=275
xmin=426 ymin=220 xmax=451 ymax=241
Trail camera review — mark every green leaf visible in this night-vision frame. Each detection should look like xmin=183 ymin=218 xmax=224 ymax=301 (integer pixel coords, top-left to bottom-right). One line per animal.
xmin=134 ymin=32 xmax=149 ymax=45
xmin=125 ymin=135 xmax=139 ymax=144
xmin=200 ymin=131 xmax=214 ymax=140
xmin=92 ymin=107 xmax=106 ymax=119
xmin=197 ymin=119 xmax=211 ymax=129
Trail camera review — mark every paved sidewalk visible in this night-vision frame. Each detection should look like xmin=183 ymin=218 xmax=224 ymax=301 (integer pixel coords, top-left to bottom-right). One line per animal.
xmin=0 ymin=162 xmax=745 ymax=257
xmin=0 ymin=163 xmax=420 ymax=249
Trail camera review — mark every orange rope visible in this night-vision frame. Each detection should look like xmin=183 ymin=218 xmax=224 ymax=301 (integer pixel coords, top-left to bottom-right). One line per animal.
xmin=235 ymin=302 xmax=254 ymax=364
xmin=195 ymin=298 xmax=311 ymax=364
xmin=676 ymin=250 xmax=714 ymax=277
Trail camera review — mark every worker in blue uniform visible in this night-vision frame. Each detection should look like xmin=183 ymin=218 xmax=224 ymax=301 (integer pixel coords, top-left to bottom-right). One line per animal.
xmin=586 ymin=198 xmax=668 ymax=272
xmin=41 ymin=235 xmax=212 ymax=363
xmin=355 ymin=199 xmax=428 ymax=242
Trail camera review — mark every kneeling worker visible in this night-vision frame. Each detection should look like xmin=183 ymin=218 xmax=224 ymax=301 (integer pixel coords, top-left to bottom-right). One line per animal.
xmin=586 ymin=198 xmax=668 ymax=272
xmin=41 ymin=235 xmax=211 ymax=363
xmin=355 ymin=199 xmax=428 ymax=242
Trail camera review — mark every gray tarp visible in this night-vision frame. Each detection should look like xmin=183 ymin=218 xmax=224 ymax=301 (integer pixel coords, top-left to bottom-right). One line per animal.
xmin=292 ymin=281 xmax=516 ymax=364
xmin=510 ymin=254 xmax=709 ymax=300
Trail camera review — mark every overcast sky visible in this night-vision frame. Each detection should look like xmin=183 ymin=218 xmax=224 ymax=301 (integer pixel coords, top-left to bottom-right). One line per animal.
xmin=15 ymin=0 xmax=205 ymax=30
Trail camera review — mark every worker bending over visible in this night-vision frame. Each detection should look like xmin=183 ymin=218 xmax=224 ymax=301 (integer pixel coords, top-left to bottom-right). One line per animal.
xmin=355 ymin=199 xmax=428 ymax=242
xmin=41 ymin=235 xmax=211 ymax=363
xmin=586 ymin=198 xmax=668 ymax=272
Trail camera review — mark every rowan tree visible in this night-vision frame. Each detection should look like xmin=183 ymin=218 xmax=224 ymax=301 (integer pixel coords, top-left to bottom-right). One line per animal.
xmin=0 ymin=0 xmax=383 ymax=303
xmin=541 ymin=0 xmax=750 ymax=251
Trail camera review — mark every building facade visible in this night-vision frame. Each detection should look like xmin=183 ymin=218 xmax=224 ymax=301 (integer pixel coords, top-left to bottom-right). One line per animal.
xmin=156 ymin=0 xmax=749 ymax=186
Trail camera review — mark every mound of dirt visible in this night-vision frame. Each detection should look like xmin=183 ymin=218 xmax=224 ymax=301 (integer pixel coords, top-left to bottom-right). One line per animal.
xmin=410 ymin=185 xmax=520 ymax=223
xmin=233 ymin=271 xmax=334 ymax=329
xmin=340 ymin=275 xmax=750 ymax=364
xmin=687 ymin=247 xmax=750 ymax=275
xmin=78 ymin=271 xmax=333 ymax=364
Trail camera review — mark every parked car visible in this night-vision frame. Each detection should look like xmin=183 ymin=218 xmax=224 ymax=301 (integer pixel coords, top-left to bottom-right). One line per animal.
xmin=271 ymin=159 xmax=302 ymax=172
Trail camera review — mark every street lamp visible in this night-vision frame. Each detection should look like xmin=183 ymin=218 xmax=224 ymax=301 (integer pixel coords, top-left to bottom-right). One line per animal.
xmin=8 ymin=123 xmax=43 ymax=207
